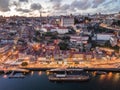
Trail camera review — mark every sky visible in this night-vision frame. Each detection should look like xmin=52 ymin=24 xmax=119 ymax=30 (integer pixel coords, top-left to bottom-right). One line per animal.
xmin=0 ymin=0 xmax=120 ymax=17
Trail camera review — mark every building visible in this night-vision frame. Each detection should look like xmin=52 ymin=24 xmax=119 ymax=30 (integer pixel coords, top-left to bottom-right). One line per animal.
xmin=70 ymin=36 xmax=89 ymax=45
xmin=60 ymin=17 xmax=74 ymax=27
xmin=110 ymin=36 xmax=118 ymax=47
xmin=92 ymin=34 xmax=115 ymax=45
xmin=51 ymin=27 xmax=69 ymax=34
xmin=114 ymin=13 xmax=120 ymax=20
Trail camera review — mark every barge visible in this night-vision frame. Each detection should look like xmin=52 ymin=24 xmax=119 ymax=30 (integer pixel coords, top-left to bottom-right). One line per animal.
xmin=48 ymin=68 xmax=90 ymax=81
xmin=48 ymin=74 xmax=90 ymax=81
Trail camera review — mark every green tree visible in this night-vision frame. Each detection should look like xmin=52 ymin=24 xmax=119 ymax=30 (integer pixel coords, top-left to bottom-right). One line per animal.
xmin=58 ymin=42 xmax=69 ymax=50
xmin=45 ymin=32 xmax=53 ymax=36
xmin=21 ymin=62 xmax=28 ymax=66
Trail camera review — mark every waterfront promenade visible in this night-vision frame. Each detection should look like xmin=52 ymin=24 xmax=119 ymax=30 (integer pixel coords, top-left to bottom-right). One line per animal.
xmin=19 ymin=58 xmax=120 ymax=72
xmin=0 ymin=58 xmax=120 ymax=73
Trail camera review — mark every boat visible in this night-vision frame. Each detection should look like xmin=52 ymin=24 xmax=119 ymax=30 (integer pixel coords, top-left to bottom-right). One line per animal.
xmin=48 ymin=74 xmax=90 ymax=81
xmin=96 ymin=71 xmax=107 ymax=75
xmin=48 ymin=69 xmax=90 ymax=82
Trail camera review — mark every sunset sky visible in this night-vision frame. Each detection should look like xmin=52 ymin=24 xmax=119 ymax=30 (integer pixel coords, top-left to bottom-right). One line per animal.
xmin=0 ymin=0 xmax=120 ymax=17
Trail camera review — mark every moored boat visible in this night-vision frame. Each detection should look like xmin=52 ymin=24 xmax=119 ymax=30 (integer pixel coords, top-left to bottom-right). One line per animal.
xmin=48 ymin=68 xmax=90 ymax=82
xmin=48 ymin=74 xmax=90 ymax=81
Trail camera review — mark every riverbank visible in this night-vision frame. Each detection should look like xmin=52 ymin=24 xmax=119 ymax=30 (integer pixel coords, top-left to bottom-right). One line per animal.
xmin=20 ymin=67 xmax=120 ymax=72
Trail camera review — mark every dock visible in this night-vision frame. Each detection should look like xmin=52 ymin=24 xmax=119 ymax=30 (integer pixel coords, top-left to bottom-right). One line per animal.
xmin=8 ymin=71 xmax=25 ymax=78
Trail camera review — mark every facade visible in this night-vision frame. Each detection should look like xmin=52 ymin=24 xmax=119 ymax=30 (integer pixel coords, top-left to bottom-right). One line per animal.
xmin=60 ymin=17 xmax=74 ymax=27
xmin=110 ymin=36 xmax=118 ymax=46
xmin=92 ymin=34 xmax=114 ymax=41
xmin=114 ymin=13 xmax=120 ymax=20
xmin=51 ymin=27 xmax=69 ymax=34
xmin=92 ymin=34 xmax=115 ymax=45
xmin=70 ymin=36 xmax=89 ymax=44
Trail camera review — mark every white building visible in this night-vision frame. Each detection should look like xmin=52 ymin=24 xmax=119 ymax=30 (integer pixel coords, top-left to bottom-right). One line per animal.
xmin=93 ymin=34 xmax=115 ymax=41
xmin=51 ymin=27 xmax=69 ymax=34
xmin=110 ymin=36 xmax=118 ymax=47
xmin=114 ymin=13 xmax=120 ymax=20
xmin=60 ymin=17 xmax=74 ymax=27
xmin=92 ymin=34 xmax=115 ymax=45
xmin=70 ymin=36 xmax=89 ymax=44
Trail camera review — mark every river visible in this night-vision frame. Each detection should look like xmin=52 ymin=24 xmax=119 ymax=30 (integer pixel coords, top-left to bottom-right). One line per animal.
xmin=0 ymin=71 xmax=120 ymax=90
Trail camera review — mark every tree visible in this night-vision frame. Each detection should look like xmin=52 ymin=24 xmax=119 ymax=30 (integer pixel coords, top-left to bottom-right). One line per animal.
xmin=58 ymin=42 xmax=69 ymax=50
xmin=35 ymin=31 xmax=40 ymax=36
xmin=21 ymin=62 xmax=28 ymax=66
xmin=45 ymin=32 xmax=53 ymax=36
xmin=62 ymin=36 xmax=70 ymax=42
xmin=51 ymin=35 xmax=58 ymax=39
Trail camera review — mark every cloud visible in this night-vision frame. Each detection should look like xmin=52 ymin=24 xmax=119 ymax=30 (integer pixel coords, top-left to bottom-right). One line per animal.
xmin=0 ymin=0 xmax=10 ymax=12
xmin=30 ymin=3 xmax=42 ymax=10
xmin=93 ymin=0 xmax=119 ymax=13
xmin=10 ymin=1 xmax=21 ymax=8
xmin=103 ymin=0 xmax=118 ymax=6
xmin=103 ymin=0 xmax=114 ymax=6
xmin=71 ymin=0 xmax=91 ymax=10
xmin=50 ymin=0 xmax=62 ymax=3
xmin=92 ymin=0 xmax=105 ymax=8
xmin=19 ymin=0 xmax=29 ymax=3
xmin=1 ymin=0 xmax=120 ymax=16
xmin=16 ymin=8 xmax=31 ymax=13
xmin=50 ymin=0 xmax=92 ymax=15
xmin=49 ymin=0 xmax=62 ymax=10
xmin=60 ymin=4 xmax=70 ymax=11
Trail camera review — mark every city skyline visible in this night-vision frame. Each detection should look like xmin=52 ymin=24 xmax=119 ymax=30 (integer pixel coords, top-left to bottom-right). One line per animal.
xmin=0 ymin=0 xmax=120 ymax=89
xmin=0 ymin=0 xmax=120 ymax=17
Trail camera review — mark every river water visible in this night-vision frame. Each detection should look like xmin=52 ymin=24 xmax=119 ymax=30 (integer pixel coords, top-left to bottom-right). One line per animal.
xmin=0 ymin=71 xmax=120 ymax=90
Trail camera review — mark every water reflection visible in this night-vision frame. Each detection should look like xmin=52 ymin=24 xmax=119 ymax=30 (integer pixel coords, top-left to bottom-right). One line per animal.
xmin=107 ymin=72 xmax=113 ymax=80
xmin=0 ymin=71 xmax=120 ymax=90
xmin=99 ymin=75 xmax=106 ymax=81
xmin=31 ymin=71 xmax=34 ymax=76
xmin=46 ymin=71 xmax=50 ymax=75
xmin=92 ymin=71 xmax=96 ymax=77
xmin=3 ymin=75 xmax=7 ymax=79
xmin=38 ymin=71 xmax=42 ymax=76
xmin=113 ymin=73 xmax=120 ymax=82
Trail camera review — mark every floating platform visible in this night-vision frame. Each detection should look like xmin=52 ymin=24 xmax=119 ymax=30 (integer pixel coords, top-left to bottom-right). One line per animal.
xmin=0 ymin=68 xmax=29 ymax=74
xmin=8 ymin=71 xmax=25 ymax=79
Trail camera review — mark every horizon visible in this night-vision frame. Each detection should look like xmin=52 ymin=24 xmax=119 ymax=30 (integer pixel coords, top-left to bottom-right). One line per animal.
xmin=0 ymin=0 xmax=120 ymax=17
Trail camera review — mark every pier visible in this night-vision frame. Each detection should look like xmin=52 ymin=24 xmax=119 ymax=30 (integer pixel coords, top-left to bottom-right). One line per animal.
xmin=8 ymin=71 xmax=25 ymax=78
xmin=21 ymin=67 xmax=120 ymax=72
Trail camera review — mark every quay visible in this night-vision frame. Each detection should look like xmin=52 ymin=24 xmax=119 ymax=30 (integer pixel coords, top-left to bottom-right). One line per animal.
xmin=84 ymin=68 xmax=120 ymax=72
xmin=21 ymin=67 xmax=120 ymax=72
xmin=1 ymin=67 xmax=120 ymax=73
